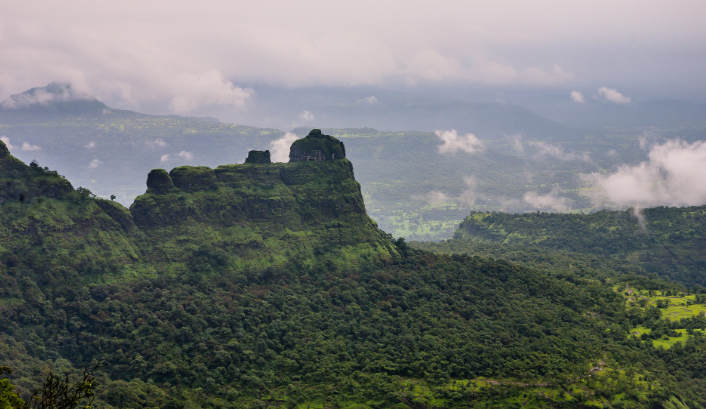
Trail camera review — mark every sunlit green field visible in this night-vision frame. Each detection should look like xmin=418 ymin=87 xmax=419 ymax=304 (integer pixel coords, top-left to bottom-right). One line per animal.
xmin=619 ymin=288 xmax=706 ymax=349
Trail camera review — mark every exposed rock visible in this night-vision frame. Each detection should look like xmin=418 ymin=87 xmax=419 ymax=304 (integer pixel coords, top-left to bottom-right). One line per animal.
xmin=289 ymin=129 xmax=345 ymax=162
xmin=146 ymin=169 xmax=175 ymax=191
xmin=245 ymin=150 xmax=271 ymax=164
xmin=169 ymin=166 xmax=217 ymax=191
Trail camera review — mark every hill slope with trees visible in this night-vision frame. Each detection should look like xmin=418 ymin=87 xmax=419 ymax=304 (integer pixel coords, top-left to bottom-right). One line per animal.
xmin=2 ymin=135 xmax=706 ymax=407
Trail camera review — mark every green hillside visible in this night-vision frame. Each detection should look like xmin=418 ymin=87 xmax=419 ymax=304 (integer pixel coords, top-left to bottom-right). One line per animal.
xmin=2 ymin=134 xmax=706 ymax=407
xmin=448 ymin=208 xmax=706 ymax=285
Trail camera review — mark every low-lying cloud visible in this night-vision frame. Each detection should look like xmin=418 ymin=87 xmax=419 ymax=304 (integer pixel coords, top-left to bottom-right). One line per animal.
xmin=21 ymin=142 xmax=41 ymax=151
xmin=299 ymin=110 xmax=315 ymax=122
xmin=570 ymin=90 xmax=584 ymax=103
xmin=167 ymin=70 xmax=254 ymax=113
xmin=0 ymin=136 xmax=41 ymax=152
xmin=269 ymin=132 xmax=299 ymax=162
xmin=582 ymin=139 xmax=706 ymax=207
xmin=597 ymin=86 xmax=631 ymax=104
xmin=88 ymin=159 xmax=102 ymax=169
xmin=523 ymin=187 xmax=571 ymax=212
xmin=506 ymin=134 xmax=524 ymax=153
xmin=533 ymin=142 xmax=591 ymax=162
xmin=413 ymin=177 xmax=477 ymax=207
xmin=358 ymin=95 xmax=378 ymax=104
xmin=178 ymin=151 xmax=194 ymax=161
xmin=0 ymin=82 xmax=91 ymax=108
xmin=436 ymin=129 xmax=485 ymax=154
xmin=146 ymin=138 xmax=168 ymax=148
xmin=0 ymin=136 xmax=15 ymax=150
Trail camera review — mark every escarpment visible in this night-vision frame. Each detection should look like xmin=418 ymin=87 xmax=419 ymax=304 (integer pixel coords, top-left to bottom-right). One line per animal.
xmin=130 ymin=131 xmax=396 ymax=272
xmin=0 ymin=130 xmax=396 ymax=281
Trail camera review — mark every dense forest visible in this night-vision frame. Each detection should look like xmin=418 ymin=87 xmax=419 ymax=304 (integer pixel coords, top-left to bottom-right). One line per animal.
xmin=448 ymin=209 xmax=706 ymax=285
xmin=2 ymin=135 xmax=706 ymax=407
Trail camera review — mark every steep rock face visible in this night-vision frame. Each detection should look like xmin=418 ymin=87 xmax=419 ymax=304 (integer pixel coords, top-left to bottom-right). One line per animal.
xmin=169 ymin=166 xmax=217 ymax=191
xmin=289 ymin=129 xmax=345 ymax=162
xmin=146 ymin=169 xmax=174 ymax=192
xmin=130 ymin=158 xmax=397 ymax=272
xmin=0 ymin=131 xmax=397 ymax=280
xmin=245 ymin=150 xmax=271 ymax=164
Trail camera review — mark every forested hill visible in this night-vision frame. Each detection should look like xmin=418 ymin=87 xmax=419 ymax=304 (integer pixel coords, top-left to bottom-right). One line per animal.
xmin=3 ymin=134 xmax=706 ymax=407
xmin=450 ymin=207 xmax=706 ymax=285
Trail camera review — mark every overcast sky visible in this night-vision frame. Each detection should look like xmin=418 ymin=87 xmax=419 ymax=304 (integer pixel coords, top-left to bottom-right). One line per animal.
xmin=1 ymin=0 xmax=705 ymax=114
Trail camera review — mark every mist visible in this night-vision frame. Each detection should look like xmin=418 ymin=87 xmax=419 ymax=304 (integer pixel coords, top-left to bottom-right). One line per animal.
xmin=583 ymin=139 xmax=706 ymax=208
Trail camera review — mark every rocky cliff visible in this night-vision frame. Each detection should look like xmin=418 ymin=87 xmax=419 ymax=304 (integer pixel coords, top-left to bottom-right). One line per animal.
xmin=0 ymin=132 xmax=397 ymax=281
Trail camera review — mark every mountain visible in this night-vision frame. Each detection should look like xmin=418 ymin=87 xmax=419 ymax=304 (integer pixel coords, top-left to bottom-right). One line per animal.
xmin=3 ymin=133 xmax=705 ymax=407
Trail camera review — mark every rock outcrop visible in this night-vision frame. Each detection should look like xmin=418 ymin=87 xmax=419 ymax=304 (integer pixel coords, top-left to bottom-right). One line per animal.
xmin=146 ymin=169 xmax=175 ymax=192
xmin=289 ymin=129 xmax=345 ymax=162
xmin=169 ymin=166 xmax=218 ymax=191
xmin=245 ymin=150 xmax=271 ymax=164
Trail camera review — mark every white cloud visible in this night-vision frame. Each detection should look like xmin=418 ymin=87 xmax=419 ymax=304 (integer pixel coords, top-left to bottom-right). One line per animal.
xmin=0 ymin=136 xmax=15 ymax=150
xmin=167 ymin=70 xmax=254 ymax=113
xmin=506 ymin=134 xmax=524 ymax=153
xmin=84 ymin=141 xmax=96 ymax=148
xmin=533 ymin=142 xmax=591 ymax=162
xmin=0 ymin=82 xmax=91 ymax=108
xmin=458 ymin=176 xmax=477 ymax=206
xmin=523 ymin=187 xmax=570 ymax=212
xmin=582 ymin=139 xmax=706 ymax=207
xmin=413 ymin=177 xmax=476 ymax=207
xmin=570 ymin=90 xmax=584 ymax=103
xmin=160 ymin=154 xmax=170 ymax=163
xmin=299 ymin=110 xmax=314 ymax=122
xmin=88 ymin=159 xmax=102 ymax=168
xmin=0 ymin=2 xmax=703 ymax=110
xmin=21 ymin=142 xmax=41 ymax=151
xmin=146 ymin=138 xmax=168 ymax=148
xmin=597 ymin=86 xmax=631 ymax=104
xmin=435 ymin=129 xmax=485 ymax=154
xmin=269 ymin=132 xmax=299 ymax=162
xmin=359 ymin=95 xmax=378 ymax=104
xmin=520 ymin=64 xmax=574 ymax=85
xmin=413 ymin=190 xmax=451 ymax=205
xmin=177 ymin=151 xmax=193 ymax=160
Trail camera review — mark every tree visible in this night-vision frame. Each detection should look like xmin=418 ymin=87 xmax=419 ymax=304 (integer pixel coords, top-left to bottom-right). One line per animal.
xmin=26 ymin=364 xmax=101 ymax=409
xmin=0 ymin=366 xmax=26 ymax=409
